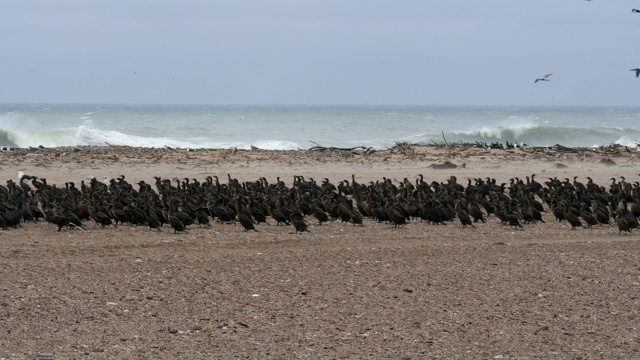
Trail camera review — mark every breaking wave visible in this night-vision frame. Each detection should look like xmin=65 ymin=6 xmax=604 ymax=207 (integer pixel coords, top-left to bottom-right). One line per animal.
xmin=0 ymin=126 xmax=302 ymax=150
xmin=444 ymin=123 xmax=640 ymax=148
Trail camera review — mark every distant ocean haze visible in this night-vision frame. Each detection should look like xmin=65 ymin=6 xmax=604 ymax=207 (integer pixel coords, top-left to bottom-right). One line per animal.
xmin=1 ymin=104 xmax=639 ymax=149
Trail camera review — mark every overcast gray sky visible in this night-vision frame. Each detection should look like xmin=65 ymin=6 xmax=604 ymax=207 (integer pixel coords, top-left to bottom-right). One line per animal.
xmin=1 ymin=1 xmax=638 ymax=105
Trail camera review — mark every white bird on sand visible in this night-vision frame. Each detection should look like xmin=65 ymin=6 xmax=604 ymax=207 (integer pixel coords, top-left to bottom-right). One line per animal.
xmin=534 ymin=74 xmax=552 ymax=83
xmin=630 ymin=68 xmax=640 ymax=78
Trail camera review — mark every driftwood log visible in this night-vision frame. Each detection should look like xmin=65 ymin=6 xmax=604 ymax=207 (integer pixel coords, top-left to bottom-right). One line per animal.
xmin=308 ymin=141 xmax=375 ymax=154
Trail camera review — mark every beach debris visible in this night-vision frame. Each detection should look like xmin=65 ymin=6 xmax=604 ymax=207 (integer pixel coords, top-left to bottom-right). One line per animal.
xmin=105 ymin=141 xmax=131 ymax=147
xmin=552 ymin=144 xmax=577 ymax=152
xmin=428 ymin=161 xmax=458 ymax=169
xmin=389 ymin=141 xmax=416 ymax=156
xmin=534 ymin=325 xmax=550 ymax=334
xmin=599 ymin=158 xmax=616 ymax=166
xmin=308 ymin=141 xmax=374 ymax=154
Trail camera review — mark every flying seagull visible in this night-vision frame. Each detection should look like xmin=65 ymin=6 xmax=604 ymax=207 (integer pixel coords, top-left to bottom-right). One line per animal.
xmin=534 ymin=74 xmax=552 ymax=83
xmin=632 ymin=8 xmax=640 ymax=12
xmin=631 ymin=68 xmax=640 ymax=78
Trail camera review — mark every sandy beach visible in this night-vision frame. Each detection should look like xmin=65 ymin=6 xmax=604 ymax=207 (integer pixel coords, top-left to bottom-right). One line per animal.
xmin=2 ymin=143 xmax=640 ymax=359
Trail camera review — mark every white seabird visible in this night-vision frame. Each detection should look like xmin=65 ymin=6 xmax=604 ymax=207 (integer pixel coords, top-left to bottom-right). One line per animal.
xmin=534 ymin=74 xmax=552 ymax=83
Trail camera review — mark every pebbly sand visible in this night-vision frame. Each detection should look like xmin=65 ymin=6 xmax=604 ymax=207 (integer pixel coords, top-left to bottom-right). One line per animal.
xmin=1 ymin=143 xmax=640 ymax=359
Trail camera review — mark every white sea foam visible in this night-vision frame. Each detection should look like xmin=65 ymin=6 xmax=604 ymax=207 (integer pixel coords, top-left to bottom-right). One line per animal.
xmin=8 ymin=128 xmax=78 ymax=147
xmin=76 ymin=126 xmax=204 ymax=148
xmin=612 ymin=137 xmax=639 ymax=148
xmin=74 ymin=127 xmax=303 ymax=150
xmin=252 ymin=139 xmax=300 ymax=150
xmin=456 ymin=119 xmax=540 ymax=140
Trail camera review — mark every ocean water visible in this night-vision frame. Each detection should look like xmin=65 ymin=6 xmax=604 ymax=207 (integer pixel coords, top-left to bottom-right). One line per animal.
xmin=1 ymin=104 xmax=640 ymax=150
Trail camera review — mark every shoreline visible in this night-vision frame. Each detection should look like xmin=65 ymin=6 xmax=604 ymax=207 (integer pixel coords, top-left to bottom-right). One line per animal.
xmin=2 ymin=142 xmax=639 ymax=185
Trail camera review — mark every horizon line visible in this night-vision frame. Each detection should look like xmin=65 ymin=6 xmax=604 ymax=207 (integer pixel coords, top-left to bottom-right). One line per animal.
xmin=2 ymin=102 xmax=640 ymax=108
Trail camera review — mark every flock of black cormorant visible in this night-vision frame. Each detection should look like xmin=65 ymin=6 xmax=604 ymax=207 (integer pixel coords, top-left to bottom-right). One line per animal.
xmin=2 ymin=172 xmax=639 ymax=236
